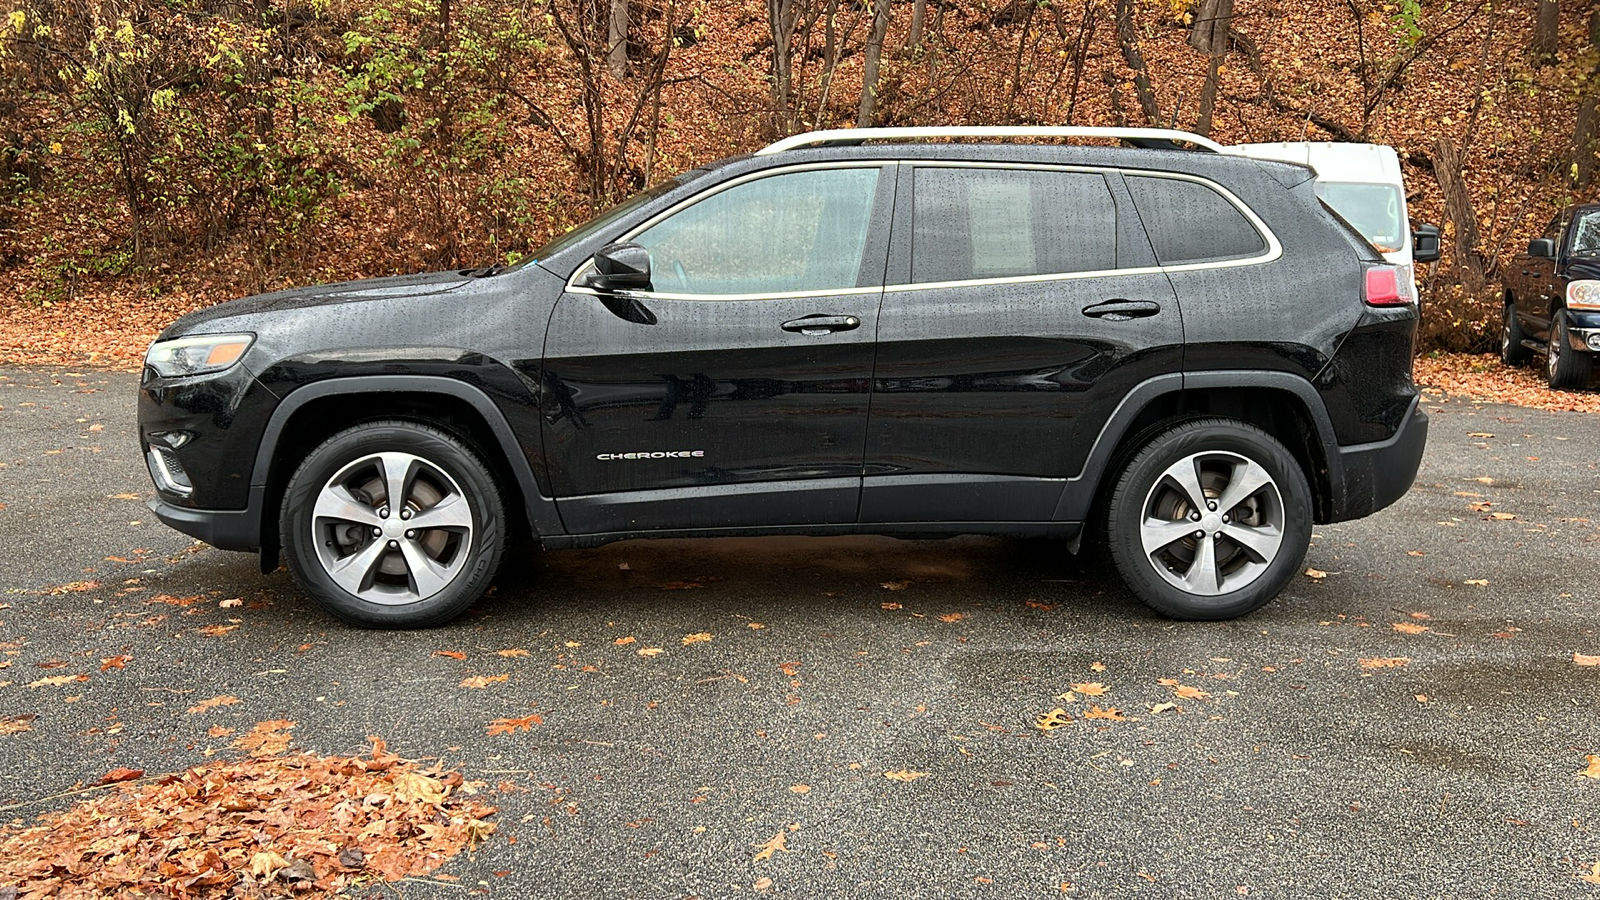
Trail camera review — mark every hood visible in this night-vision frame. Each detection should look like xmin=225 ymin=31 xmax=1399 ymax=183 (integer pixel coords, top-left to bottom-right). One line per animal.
xmin=161 ymin=270 xmax=476 ymax=338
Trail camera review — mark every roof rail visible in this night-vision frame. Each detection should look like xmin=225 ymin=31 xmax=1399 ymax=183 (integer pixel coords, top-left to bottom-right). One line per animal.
xmin=756 ymin=126 xmax=1225 ymax=155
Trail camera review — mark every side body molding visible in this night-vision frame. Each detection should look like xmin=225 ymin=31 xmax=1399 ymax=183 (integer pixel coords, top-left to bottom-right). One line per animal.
xmin=1051 ymin=370 xmax=1344 ymax=522
xmin=252 ymin=375 xmax=564 ymax=541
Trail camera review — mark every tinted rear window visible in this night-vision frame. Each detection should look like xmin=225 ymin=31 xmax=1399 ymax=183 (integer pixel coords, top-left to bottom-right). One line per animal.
xmin=911 ymin=167 xmax=1117 ymax=284
xmin=1125 ymin=175 xmax=1267 ymax=265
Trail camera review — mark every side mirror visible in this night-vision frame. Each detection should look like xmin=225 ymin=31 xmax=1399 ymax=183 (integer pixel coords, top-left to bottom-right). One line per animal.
xmin=589 ymin=242 xmax=652 ymax=293
xmin=1412 ymin=224 xmax=1441 ymax=264
xmin=1528 ymin=238 xmax=1556 ymax=259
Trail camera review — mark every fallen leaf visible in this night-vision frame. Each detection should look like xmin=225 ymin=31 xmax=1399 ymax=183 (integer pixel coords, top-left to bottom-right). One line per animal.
xmin=28 ymin=673 xmax=88 ymax=688
xmin=433 ymin=650 xmax=467 ymax=660
xmin=1149 ymin=702 xmax=1179 ymax=715
xmin=1024 ymin=600 xmax=1054 ymax=610
xmin=496 ymin=648 xmax=531 ymax=657
xmin=883 ymin=770 xmax=929 ymax=782
xmin=748 ymin=622 xmax=766 ymax=629
xmin=1172 ymin=684 xmax=1210 ymax=701
xmin=1582 ymin=861 xmax=1600 ymax=886
xmin=1407 ymin=550 xmax=1425 ymax=557
xmin=486 ymin=714 xmax=543 ymax=735
xmin=98 ymin=767 xmax=143 ymax=784
xmin=1582 ymin=756 xmax=1600 ymax=780
xmin=393 ymin=771 xmax=446 ymax=805
xmin=681 ymin=632 xmax=712 ymax=646
xmin=207 ymin=725 xmax=234 ymax=738
xmin=789 ymin=784 xmax=810 ymax=794
xmin=1035 ymin=708 xmax=1073 ymax=731
xmin=250 ymin=851 xmax=289 ymax=879
xmin=234 ymin=720 xmax=296 ymax=757
xmin=1392 ymin=622 xmax=1429 ymax=635
xmin=198 ymin=624 xmax=238 ymax=637
xmin=880 ymin=602 xmax=902 ymax=610
xmin=1466 ymin=432 xmax=1494 ymax=438
xmin=637 ymin=647 xmax=665 ymax=657
xmin=1358 ymin=657 xmax=1412 ymax=669
xmin=99 ymin=655 xmax=131 ymax=671
xmin=752 ymin=829 xmax=790 ymax=862
xmin=658 ymin=581 xmax=705 ymax=590
xmin=881 ymin=581 xmax=910 ymax=591
xmin=460 ymin=674 xmax=508 ymax=689
xmin=1574 ymin=653 xmax=1600 ymax=667
xmin=1090 ymin=662 xmax=1106 ymax=672
xmin=938 ymin=612 xmax=965 ymax=623
xmin=1083 ymin=705 xmax=1127 ymax=721
xmin=1304 ymin=568 xmax=1327 ymax=580
xmin=1463 ymin=579 xmax=1489 ymax=586
xmin=187 ymin=695 xmax=240 ymax=715
xmin=754 ymin=876 xmax=774 ymax=891
xmin=0 ymin=714 xmax=37 ymax=734
xmin=219 ymin=597 xmax=243 ymax=609
xmin=612 ymin=637 xmax=636 ymax=646
xmin=1070 ymin=682 xmax=1107 ymax=696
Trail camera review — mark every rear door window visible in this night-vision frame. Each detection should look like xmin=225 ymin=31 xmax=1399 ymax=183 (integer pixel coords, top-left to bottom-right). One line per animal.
xmin=909 ymin=167 xmax=1117 ymax=284
xmin=1125 ymin=174 xmax=1268 ymax=265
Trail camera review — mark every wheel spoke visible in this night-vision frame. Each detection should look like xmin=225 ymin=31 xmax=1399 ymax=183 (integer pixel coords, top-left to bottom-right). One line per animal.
xmin=376 ymin=452 xmax=417 ymax=511
xmin=1164 ymin=456 xmax=1209 ymax=513
xmin=407 ymin=493 xmax=473 ymax=532
xmin=1221 ymin=520 xmax=1283 ymax=564
xmin=1214 ymin=459 xmax=1273 ymax=516
xmin=312 ymin=484 xmax=381 ymax=527
xmin=398 ymin=539 xmax=455 ymax=598
xmin=328 ymin=539 xmax=388 ymax=595
xmin=1141 ymin=517 xmax=1199 ymax=556
xmin=1181 ymin=535 xmax=1223 ymax=595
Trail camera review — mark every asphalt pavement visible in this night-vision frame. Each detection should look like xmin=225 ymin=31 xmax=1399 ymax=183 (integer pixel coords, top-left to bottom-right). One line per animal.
xmin=1 ymin=365 xmax=1598 ymax=899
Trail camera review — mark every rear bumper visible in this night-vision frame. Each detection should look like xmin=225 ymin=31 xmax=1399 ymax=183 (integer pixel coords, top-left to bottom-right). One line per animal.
xmin=1326 ymin=396 xmax=1428 ymax=523
xmin=148 ymin=490 xmax=264 ymax=552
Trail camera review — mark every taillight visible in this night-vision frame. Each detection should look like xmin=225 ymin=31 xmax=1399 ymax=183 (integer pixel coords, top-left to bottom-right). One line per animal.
xmin=1364 ymin=265 xmax=1414 ymax=307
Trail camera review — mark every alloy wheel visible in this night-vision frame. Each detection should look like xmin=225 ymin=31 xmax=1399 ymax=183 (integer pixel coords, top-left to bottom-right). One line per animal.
xmin=311 ymin=451 xmax=475 ymax=605
xmin=1138 ymin=451 xmax=1286 ymax=597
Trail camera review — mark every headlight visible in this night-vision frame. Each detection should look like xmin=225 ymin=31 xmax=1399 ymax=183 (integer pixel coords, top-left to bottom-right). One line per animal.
xmin=1569 ymin=280 xmax=1600 ymax=311
xmin=144 ymin=333 xmax=255 ymax=379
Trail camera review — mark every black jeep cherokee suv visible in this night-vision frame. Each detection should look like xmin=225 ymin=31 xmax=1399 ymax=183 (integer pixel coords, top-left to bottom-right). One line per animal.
xmin=138 ymin=127 xmax=1429 ymax=627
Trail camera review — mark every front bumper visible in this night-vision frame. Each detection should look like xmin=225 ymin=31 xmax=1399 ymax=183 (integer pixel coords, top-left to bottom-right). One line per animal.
xmin=1327 ymin=395 xmax=1429 ymax=523
xmin=148 ymin=487 xmax=266 ymax=552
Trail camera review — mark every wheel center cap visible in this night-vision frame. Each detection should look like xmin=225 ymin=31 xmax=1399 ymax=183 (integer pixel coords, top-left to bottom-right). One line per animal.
xmin=382 ymin=519 xmax=407 ymax=540
xmin=1200 ymin=512 xmax=1223 ymax=533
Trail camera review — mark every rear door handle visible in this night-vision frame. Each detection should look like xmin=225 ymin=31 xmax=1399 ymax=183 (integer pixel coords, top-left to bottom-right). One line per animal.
xmin=1083 ymin=299 xmax=1162 ymax=321
xmin=781 ymin=314 xmax=861 ymax=335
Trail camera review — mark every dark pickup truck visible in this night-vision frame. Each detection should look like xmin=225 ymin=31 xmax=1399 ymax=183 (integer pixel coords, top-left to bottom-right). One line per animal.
xmin=1502 ymin=203 xmax=1600 ymax=390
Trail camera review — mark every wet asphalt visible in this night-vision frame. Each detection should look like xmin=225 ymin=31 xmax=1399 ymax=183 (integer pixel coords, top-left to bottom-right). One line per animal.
xmin=0 ymin=365 xmax=1598 ymax=899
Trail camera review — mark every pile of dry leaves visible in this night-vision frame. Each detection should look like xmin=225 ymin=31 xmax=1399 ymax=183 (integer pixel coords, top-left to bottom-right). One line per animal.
xmin=1414 ymin=353 xmax=1600 ymax=414
xmin=0 ymin=729 xmax=496 ymax=898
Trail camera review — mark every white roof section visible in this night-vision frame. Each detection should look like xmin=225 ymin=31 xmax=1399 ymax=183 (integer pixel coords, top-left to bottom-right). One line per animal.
xmin=757 ymin=126 xmax=1226 ymax=155
xmin=1223 ymin=141 xmax=1403 ymax=186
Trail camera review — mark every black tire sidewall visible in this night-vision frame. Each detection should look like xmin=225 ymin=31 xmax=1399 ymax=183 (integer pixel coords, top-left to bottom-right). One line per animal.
xmin=1106 ymin=419 xmax=1312 ymax=621
xmin=1548 ymin=314 xmax=1595 ymax=391
xmin=1502 ymin=301 xmax=1531 ymax=366
xmin=280 ymin=421 xmax=506 ymax=628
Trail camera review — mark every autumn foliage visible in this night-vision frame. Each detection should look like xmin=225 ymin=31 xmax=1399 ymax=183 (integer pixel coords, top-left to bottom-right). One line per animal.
xmin=0 ymin=0 xmax=1597 ymax=365
xmin=0 ymin=735 xmax=497 ymax=898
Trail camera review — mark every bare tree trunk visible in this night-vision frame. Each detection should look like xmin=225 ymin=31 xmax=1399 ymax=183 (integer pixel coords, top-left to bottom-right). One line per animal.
xmin=608 ymin=0 xmax=629 ymax=79
xmin=858 ymin=0 xmax=892 ymax=127
xmin=1113 ymin=0 xmax=1160 ymax=125
xmin=1063 ymin=1 xmax=1097 ymax=124
xmin=1434 ymin=135 xmax=1490 ymax=295
xmin=769 ymin=0 xmax=801 ymax=134
xmin=1533 ymin=0 xmax=1559 ymax=65
xmin=1576 ymin=11 xmax=1600 ymax=186
xmin=1189 ymin=0 xmax=1231 ymax=136
xmin=905 ymin=0 xmax=926 ymax=53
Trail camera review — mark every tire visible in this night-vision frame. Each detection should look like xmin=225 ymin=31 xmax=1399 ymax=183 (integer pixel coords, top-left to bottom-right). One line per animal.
xmin=280 ymin=420 xmax=507 ymax=628
xmin=1546 ymin=313 xmax=1594 ymax=392
xmin=1105 ymin=418 xmax=1312 ymax=620
xmin=1500 ymin=299 xmax=1532 ymax=367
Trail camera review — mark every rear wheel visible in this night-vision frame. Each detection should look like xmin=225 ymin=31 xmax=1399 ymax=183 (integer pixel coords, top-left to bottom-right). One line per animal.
xmin=1105 ymin=419 xmax=1312 ymax=620
xmin=1547 ymin=313 xmax=1594 ymax=391
xmin=280 ymin=421 xmax=506 ymax=628
xmin=1501 ymin=299 xmax=1532 ymax=367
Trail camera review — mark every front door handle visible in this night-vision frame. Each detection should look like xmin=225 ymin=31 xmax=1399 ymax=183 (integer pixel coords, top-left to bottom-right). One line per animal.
xmin=1083 ymin=299 xmax=1162 ymax=321
xmin=781 ymin=314 xmax=861 ymax=335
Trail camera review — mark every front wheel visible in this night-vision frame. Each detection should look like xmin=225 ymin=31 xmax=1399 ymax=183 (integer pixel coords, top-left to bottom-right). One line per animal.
xmin=1547 ymin=313 xmax=1594 ymax=391
xmin=280 ymin=421 xmax=507 ymax=628
xmin=1105 ymin=419 xmax=1312 ymax=620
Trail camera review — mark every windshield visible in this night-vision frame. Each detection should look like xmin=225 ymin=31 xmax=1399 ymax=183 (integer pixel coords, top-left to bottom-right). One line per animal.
xmin=1570 ymin=210 xmax=1600 ymax=255
xmin=1315 ymin=182 xmax=1406 ymax=253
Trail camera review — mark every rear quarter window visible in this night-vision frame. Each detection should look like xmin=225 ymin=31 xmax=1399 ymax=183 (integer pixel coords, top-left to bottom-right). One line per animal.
xmin=1125 ymin=174 xmax=1268 ymax=265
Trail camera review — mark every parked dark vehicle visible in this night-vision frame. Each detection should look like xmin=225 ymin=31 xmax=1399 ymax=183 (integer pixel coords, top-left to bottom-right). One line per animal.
xmin=1502 ymin=203 xmax=1600 ymax=390
xmin=138 ymin=127 xmax=1429 ymax=628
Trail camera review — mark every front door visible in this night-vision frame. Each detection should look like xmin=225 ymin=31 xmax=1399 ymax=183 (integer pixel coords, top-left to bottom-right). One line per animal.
xmin=862 ymin=164 xmax=1184 ymax=524
xmin=541 ymin=164 xmax=896 ymax=535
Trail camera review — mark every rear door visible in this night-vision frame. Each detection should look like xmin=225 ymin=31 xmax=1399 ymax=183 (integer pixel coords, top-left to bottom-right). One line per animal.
xmin=861 ymin=163 xmax=1183 ymax=525
xmin=541 ymin=164 xmax=895 ymax=535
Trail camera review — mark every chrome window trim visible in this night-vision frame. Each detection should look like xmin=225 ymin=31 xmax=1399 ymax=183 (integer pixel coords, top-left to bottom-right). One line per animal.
xmin=882 ymin=163 xmax=1281 ymax=293
xmin=565 ymin=161 xmax=897 ymax=300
